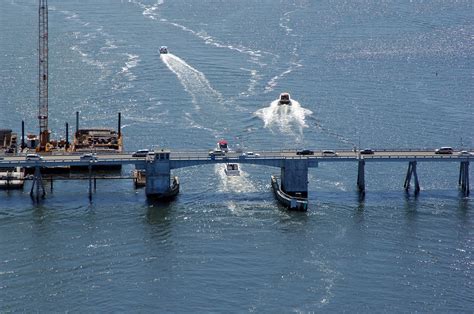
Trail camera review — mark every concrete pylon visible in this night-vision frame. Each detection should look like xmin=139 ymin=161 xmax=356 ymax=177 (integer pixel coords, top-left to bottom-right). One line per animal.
xmin=145 ymin=150 xmax=177 ymax=198
xmin=459 ymin=161 xmax=470 ymax=197
xmin=280 ymin=159 xmax=308 ymax=197
xmin=357 ymin=159 xmax=365 ymax=195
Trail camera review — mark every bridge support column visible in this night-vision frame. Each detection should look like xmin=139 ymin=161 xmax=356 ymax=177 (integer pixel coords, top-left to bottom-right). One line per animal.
xmin=30 ymin=166 xmax=45 ymax=200
xmin=145 ymin=150 xmax=177 ymax=199
xmin=88 ymin=164 xmax=93 ymax=201
xmin=404 ymin=161 xmax=420 ymax=195
xmin=280 ymin=159 xmax=308 ymax=197
xmin=459 ymin=161 xmax=470 ymax=196
xmin=357 ymin=160 xmax=365 ymax=195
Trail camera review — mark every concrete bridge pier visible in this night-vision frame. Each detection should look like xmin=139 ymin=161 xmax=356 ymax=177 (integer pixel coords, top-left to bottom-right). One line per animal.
xmin=404 ymin=161 xmax=420 ymax=195
xmin=280 ymin=159 xmax=308 ymax=197
xmin=145 ymin=150 xmax=178 ymax=199
xmin=357 ymin=160 xmax=365 ymax=195
xmin=459 ymin=161 xmax=470 ymax=196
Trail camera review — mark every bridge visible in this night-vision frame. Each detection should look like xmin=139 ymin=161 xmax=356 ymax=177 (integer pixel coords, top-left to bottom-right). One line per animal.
xmin=0 ymin=149 xmax=471 ymax=206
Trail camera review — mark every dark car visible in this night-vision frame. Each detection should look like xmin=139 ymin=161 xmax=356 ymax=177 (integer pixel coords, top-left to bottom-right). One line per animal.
xmin=296 ymin=149 xmax=314 ymax=155
xmin=360 ymin=149 xmax=374 ymax=155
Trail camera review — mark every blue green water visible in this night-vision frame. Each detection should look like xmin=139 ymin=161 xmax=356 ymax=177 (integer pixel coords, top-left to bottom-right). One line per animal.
xmin=0 ymin=0 xmax=473 ymax=311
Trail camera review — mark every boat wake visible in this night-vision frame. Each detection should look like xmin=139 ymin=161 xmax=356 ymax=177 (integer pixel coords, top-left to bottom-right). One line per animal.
xmin=215 ymin=164 xmax=258 ymax=194
xmin=255 ymin=99 xmax=312 ymax=138
xmin=160 ymin=53 xmax=223 ymax=109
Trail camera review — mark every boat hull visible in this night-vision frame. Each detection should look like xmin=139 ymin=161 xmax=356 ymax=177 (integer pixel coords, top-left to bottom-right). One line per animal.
xmin=271 ymin=175 xmax=308 ymax=211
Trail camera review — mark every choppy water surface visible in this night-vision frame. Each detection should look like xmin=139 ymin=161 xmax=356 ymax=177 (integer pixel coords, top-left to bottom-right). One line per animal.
xmin=0 ymin=0 xmax=472 ymax=311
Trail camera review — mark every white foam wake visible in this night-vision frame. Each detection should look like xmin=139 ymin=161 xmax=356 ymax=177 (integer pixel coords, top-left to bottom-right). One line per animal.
xmin=160 ymin=53 xmax=223 ymax=108
xmin=215 ymin=164 xmax=258 ymax=194
xmin=255 ymin=99 xmax=312 ymax=138
xmin=120 ymin=53 xmax=140 ymax=81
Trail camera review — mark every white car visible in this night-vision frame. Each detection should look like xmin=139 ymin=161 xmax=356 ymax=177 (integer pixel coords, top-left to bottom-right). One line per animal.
xmin=242 ymin=151 xmax=260 ymax=158
xmin=26 ymin=153 xmax=43 ymax=161
xmin=80 ymin=153 xmax=98 ymax=161
xmin=322 ymin=150 xmax=338 ymax=157
xmin=132 ymin=149 xmax=149 ymax=157
xmin=458 ymin=150 xmax=473 ymax=156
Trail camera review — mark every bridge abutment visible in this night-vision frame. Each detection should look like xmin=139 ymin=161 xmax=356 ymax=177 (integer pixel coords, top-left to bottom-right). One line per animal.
xmin=280 ymin=159 xmax=308 ymax=197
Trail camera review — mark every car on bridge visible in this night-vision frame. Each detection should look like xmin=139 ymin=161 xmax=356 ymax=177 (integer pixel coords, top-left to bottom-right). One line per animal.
xmin=241 ymin=151 xmax=260 ymax=158
xmin=80 ymin=153 xmax=98 ymax=161
xmin=360 ymin=149 xmax=374 ymax=155
xmin=209 ymin=149 xmax=225 ymax=157
xmin=132 ymin=149 xmax=150 ymax=157
xmin=458 ymin=150 xmax=472 ymax=156
xmin=26 ymin=153 xmax=43 ymax=161
xmin=322 ymin=150 xmax=338 ymax=157
xmin=296 ymin=149 xmax=314 ymax=155
xmin=435 ymin=147 xmax=453 ymax=154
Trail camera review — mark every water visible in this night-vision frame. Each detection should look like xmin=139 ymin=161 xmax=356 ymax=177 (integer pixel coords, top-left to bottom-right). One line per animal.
xmin=1 ymin=0 xmax=473 ymax=311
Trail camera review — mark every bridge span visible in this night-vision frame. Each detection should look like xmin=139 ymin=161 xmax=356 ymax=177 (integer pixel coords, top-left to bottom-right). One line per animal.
xmin=0 ymin=149 xmax=471 ymax=208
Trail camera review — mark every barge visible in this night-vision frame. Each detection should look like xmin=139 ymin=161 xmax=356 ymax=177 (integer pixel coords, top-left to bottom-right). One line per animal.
xmin=271 ymin=175 xmax=308 ymax=211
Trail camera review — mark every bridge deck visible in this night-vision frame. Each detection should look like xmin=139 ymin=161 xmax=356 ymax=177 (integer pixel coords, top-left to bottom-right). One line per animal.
xmin=0 ymin=149 xmax=472 ymax=168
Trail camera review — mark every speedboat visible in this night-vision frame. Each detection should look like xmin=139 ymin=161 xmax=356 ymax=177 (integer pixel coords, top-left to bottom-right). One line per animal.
xmin=217 ymin=139 xmax=229 ymax=152
xmin=224 ymin=163 xmax=240 ymax=176
xmin=159 ymin=46 xmax=168 ymax=54
xmin=278 ymin=92 xmax=291 ymax=105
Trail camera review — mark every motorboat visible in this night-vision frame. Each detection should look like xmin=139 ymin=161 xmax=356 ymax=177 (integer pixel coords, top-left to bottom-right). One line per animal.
xmin=217 ymin=139 xmax=229 ymax=152
xmin=278 ymin=92 xmax=291 ymax=105
xmin=159 ymin=46 xmax=168 ymax=54
xmin=224 ymin=163 xmax=240 ymax=176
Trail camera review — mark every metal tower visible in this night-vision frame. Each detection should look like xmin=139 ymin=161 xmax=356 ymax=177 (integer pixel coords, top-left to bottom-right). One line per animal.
xmin=38 ymin=0 xmax=50 ymax=149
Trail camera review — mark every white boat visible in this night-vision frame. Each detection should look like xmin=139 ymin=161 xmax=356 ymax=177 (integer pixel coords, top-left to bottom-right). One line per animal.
xmin=159 ymin=46 xmax=168 ymax=54
xmin=278 ymin=92 xmax=291 ymax=105
xmin=224 ymin=163 xmax=240 ymax=176
xmin=0 ymin=167 xmax=25 ymax=189
xmin=217 ymin=139 xmax=229 ymax=152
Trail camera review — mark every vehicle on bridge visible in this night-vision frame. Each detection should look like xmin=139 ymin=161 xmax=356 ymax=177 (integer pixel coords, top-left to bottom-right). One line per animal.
xmin=26 ymin=153 xmax=43 ymax=161
xmin=240 ymin=151 xmax=260 ymax=158
xmin=360 ymin=149 xmax=374 ymax=155
xmin=209 ymin=149 xmax=225 ymax=158
xmin=435 ymin=147 xmax=453 ymax=154
xmin=80 ymin=153 xmax=98 ymax=161
xmin=132 ymin=149 xmax=150 ymax=157
xmin=322 ymin=150 xmax=338 ymax=157
xmin=296 ymin=149 xmax=314 ymax=155
xmin=458 ymin=150 xmax=473 ymax=156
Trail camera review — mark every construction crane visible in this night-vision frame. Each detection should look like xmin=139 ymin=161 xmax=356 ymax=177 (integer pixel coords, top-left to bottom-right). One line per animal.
xmin=38 ymin=0 xmax=50 ymax=151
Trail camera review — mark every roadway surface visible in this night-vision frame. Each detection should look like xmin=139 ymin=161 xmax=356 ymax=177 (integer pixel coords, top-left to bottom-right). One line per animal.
xmin=0 ymin=149 xmax=472 ymax=168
